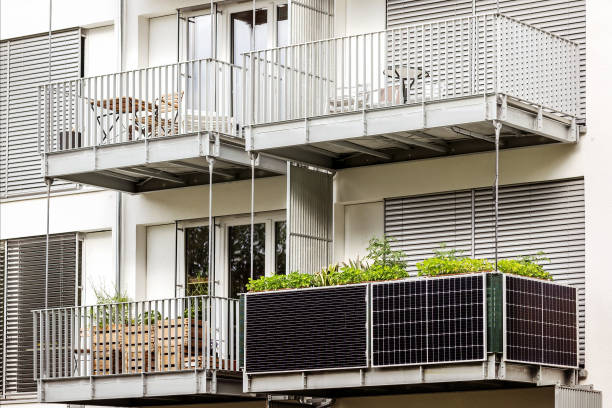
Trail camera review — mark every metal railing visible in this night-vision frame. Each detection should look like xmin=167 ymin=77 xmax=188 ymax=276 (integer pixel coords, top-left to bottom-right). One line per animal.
xmin=39 ymin=59 xmax=241 ymax=153
xmin=33 ymin=296 xmax=241 ymax=379
xmin=243 ymin=14 xmax=580 ymax=126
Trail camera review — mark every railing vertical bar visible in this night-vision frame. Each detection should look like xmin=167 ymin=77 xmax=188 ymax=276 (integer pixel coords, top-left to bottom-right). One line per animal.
xmin=198 ymin=60 xmax=202 ymax=133
xmin=118 ymin=72 xmax=123 ymax=143
xmin=147 ymin=301 xmax=152 ymax=373
xmin=102 ymin=304 xmax=107 ymax=376
xmin=180 ymin=298 xmax=185 ymax=371
xmin=178 ymin=62 xmax=183 ymax=135
xmin=75 ymin=306 xmax=80 ymax=377
xmin=68 ymin=308 xmax=73 ymax=377
xmin=157 ymin=299 xmax=163 ymax=372
xmin=229 ymin=299 xmax=234 ymax=371
xmin=194 ymin=297 xmax=199 ymax=369
xmin=33 ymin=312 xmax=38 ymax=381
xmin=140 ymin=301 xmax=145 ymax=374
xmin=187 ymin=297 xmax=192 ymax=371
xmin=205 ymin=297 xmax=210 ymax=370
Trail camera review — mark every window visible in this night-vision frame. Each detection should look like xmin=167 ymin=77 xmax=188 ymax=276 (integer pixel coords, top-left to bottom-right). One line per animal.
xmin=231 ymin=9 xmax=268 ymax=66
xmin=276 ymin=5 xmax=289 ymax=48
xmin=275 ymin=221 xmax=287 ymax=274
xmin=228 ymin=223 xmax=266 ymax=298
xmin=185 ymin=226 xmax=210 ymax=296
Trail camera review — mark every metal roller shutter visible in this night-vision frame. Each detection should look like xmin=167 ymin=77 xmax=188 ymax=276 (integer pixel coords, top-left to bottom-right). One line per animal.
xmin=0 ymin=29 xmax=81 ymax=198
xmin=286 ymin=164 xmax=334 ymax=275
xmin=384 ymin=178 xmax=585 ymax=365
xmin=4 ymin=233 xmax=78 ymax=394
xmin=385 ymin=0 xmax=585 ymax=117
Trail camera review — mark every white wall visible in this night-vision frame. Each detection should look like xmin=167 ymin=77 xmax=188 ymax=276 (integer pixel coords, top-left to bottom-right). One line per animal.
xmin=584 ymin=0 xmax=612 ymax=403
xmin=336 ymin=0 xmax=386 ymax=36
xmin=145 ymin=224 xmax=177 ymax=299
xmin=82 ymin=230 xmax=114 ymax=306
xmin=148 ymin=14 xmax=177 ymax=66
xmin=0 ymin=0 xmax=116 ymax=40
xmin=84 ymin=25 xmax=117 ymax=76
xmin=344 ymin=201 xmax=384 ymax=261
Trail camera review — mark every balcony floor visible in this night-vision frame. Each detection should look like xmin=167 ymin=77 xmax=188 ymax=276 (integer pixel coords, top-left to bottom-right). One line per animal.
xmin=244 ymin=357 xmax=580 ymax=398
xmin=45 ymin=133 xmax=287 ymax=193
xmin=245 ymin=94 xmax=580 ymax=169
xmin=39 ymin=369 xmax=260 ymax=406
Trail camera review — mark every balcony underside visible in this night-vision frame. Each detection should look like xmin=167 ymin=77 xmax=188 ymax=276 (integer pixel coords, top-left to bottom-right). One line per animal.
xmin=246 ymin=94 xmax=580 ymax=169
xmin=39 ymin=369 xmax=258 ymax=406
xmin=45 ymin=133 xmax=287 ymax=193
xmin=244 ymin=357 xmax=579 ymax=398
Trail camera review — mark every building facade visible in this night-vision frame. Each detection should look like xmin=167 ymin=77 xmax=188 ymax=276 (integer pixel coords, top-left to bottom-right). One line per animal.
xmin=0 ymin=0 xmax=608 ymax=407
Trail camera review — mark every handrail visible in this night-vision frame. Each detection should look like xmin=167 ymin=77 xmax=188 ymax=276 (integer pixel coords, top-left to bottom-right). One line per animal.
xmin=33 ymin=295 xmax=241 ymax=379
xmin=242 ymin=14 xmax=581 ymax=126
xmin=39 ymin=58 xmax=242 ymax=154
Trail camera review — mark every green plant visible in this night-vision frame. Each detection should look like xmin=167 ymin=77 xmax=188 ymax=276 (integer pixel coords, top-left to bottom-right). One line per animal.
xmin=497 ymin=252 xmax=552 ymax=280
xmin=365 ymin=237 xmax=407 ymax=269
xmin=314 ymin=264 xmax=340 ymax=287
xmin=416 ymin=245 xmax=552 ymax=280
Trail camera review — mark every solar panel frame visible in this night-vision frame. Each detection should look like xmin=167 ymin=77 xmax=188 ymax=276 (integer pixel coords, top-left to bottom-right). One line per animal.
xmin=503 ymin=274 xmax=579 ymax=369
xmin=244 ymin=283 xmax=369 ymax=375
xmin=370 ymin=273 xmax=487 ymax=368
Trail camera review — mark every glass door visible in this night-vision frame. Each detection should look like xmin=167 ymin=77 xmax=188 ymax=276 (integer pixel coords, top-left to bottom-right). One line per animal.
xmin=228 ymin=223 xmax=266 ymax=298
xmin=185 ymin=225 xmax=210 ymax=296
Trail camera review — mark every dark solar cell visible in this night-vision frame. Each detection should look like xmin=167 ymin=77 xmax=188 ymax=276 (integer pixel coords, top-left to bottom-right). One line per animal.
xmin=372 ymin=275 xmax=485 ymax=366
xmin=245 ymin=285 xmax=368 ymax=373
xmin=505 ymin=275 xmax=577 ymax=367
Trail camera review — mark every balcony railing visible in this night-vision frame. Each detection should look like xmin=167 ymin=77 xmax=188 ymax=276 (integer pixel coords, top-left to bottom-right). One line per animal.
xmin=243 ymin=14 xmax=580 ymax=126
xmin=39 ymin=59 xmax=241 ymax=153
xmin=33 ymin=295 xmax=241 ymax=380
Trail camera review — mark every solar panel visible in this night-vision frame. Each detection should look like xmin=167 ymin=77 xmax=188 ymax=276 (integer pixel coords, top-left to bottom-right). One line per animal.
xmin=505 ymin=275 xmax=577 ymax=368
xmin=245 ymin=285 xmax=368 ymax=373
xmin=372 ymin=274 xmax=486 ymax=366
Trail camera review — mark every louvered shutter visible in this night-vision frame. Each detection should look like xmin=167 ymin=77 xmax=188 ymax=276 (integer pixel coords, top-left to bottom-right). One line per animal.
xmin=385 ymin=0 xmax=585 ymax=117
xmin=385 ymin=190 xmax=473 ymax=274
xmin=473 ymin=178 xmax=585 ymax=364
xmin=286 ymin=164 xmax=333 ymax=274
xmin=384 ymin=178 xmax=585 ymax=365
xmin=4 ymin=233 xmax=78 ymax=394
xmin=0 ymin=29 xmax=81 ymax=197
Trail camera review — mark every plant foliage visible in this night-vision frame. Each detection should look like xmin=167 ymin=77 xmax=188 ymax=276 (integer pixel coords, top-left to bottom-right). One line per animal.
xmin=416 ymin=245 xmax=552 ymax=280
xmin=246 ymin=237 xmax=409 ymax=292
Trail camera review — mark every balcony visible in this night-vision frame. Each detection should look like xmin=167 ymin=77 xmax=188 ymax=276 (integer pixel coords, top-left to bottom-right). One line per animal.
xmin=243 ymin=273 xmax=580 ymax=396
xmin=242 ymin=14 xmax=582 ymax=168
xmin=39 ymin=59 xmax=286 ymax=193
xmin=33 ymin=295 xmax=254 ymax=405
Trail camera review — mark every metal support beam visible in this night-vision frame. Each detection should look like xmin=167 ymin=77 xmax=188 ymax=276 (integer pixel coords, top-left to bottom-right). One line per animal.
xmin=122 ymin=167 xmax=186 ymax=185
xmin=449 ymin=126 xmax=501 ymax=145
xmin=99 ymin=170 xmax=141 ymax=183
xmin=299 ymin=145 xmax=341 ymax=159
xmin=389 ymin=133 xmax=449 ymax=153
xmin=169 ymin=160 xmax=234 ymax=179
xmin=329 ymin=141 xmax=392 ymax=160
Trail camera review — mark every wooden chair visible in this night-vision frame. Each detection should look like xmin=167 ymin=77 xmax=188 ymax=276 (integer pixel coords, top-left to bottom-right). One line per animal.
xmin=138 ymin=91 xmax=184 ymax=137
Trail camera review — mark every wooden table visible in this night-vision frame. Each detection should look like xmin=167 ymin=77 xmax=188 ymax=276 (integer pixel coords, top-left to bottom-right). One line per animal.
xmin=89 ymin=97 xmax=157 ymax=141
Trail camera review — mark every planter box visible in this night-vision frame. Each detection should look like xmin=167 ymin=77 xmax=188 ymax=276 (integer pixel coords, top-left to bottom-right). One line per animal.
xmin=85 ymin=318 xmax=206 ymax=374
xmin=245 ymin=273 xmax=578 ymax=374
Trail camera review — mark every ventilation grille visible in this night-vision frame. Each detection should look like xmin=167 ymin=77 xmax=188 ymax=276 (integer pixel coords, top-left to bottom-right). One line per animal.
xmin=505 ymin=275 xmax=577 ymax=368
xmin=245 ymin=285 xmax=367 ymax=373
xmin=372 ymin=275 xmax=486 ymax=366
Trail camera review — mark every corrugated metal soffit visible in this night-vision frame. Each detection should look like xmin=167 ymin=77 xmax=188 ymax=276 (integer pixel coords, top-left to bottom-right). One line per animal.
xmin=286 ymin=163 xmax=333 ymax=274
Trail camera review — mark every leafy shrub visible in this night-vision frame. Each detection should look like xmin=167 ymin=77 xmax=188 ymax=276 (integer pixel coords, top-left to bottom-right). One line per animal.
xmin=246 ymin=236 xmax=409 ymax=292
xmin=417 ymin=245 xmax=552 ymax=280
xmin=497 ymin=252 xmax=552 ymax=280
